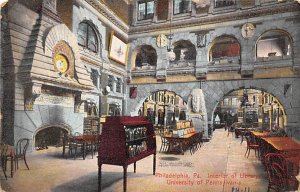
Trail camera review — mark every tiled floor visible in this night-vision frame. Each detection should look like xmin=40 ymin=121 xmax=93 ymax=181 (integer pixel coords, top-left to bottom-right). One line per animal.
xmin=1 ymin=129 xmax=269 ymax=192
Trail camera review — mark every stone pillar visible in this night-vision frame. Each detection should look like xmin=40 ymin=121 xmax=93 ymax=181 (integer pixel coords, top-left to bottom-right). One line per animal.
xmin=0 ymin=7 xmax=2 ymax=144
xmin=168 ymin=0 xmax=173 ymax=21
xmin=132 ymin=1 xmax=138 ymax=26
xmin=0 ymin=1 xmax=8 ymax=143
xmin=240 ymin=40 xmax=254 ymax=77
xmin=152 ymin=0 xmax=158 ymax=23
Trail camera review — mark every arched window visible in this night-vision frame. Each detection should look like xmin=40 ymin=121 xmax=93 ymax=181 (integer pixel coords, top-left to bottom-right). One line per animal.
xmin=135 ymin=45 xmax=157 ymax=68
xmin=256 ymin=30 xmax=291 ymax=60
xmin=171 ymin=40 xmax=196 ymax=67
xmin=209 ymin=35 xmax=240 ymax=64
xmin=78 ymin=22 xmax=98 ymax=52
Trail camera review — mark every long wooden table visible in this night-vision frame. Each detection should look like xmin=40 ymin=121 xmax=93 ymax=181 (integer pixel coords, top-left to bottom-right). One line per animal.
xmin=163 ymin=132 xmax=198 ymax=155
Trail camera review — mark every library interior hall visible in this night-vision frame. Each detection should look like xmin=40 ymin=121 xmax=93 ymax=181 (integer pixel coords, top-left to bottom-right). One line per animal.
xmin=0 ymin=0 xmax=300 ymax=192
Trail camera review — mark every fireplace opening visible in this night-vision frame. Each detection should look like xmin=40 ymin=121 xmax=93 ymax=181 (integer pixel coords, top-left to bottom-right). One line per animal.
xmin=35 ymin=127 xmax=68 ymax=150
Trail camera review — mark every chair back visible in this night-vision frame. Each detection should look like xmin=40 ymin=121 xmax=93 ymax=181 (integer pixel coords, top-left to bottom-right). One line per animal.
xmin=270 ymin=162 xmax=288 ymax=189
xmin=0 ymin=144 xmax=8 ymax=157
xmin=265 ymin=153 xmax=288 ymax=177
xmin=16 ymin=138 xmax=30 ymax=156
xmin=160 ymin=134 xmax=168 ymax=144
xmin=245 ymin=136 xmax=252 ymax=146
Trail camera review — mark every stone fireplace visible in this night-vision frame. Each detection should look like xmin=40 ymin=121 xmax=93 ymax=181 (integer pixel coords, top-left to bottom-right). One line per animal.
xmin=34 ymin=126 xmax=69 ymax=150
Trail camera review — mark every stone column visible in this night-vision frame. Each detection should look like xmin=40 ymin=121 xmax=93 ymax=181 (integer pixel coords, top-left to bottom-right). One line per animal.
xmin=152 ymin=0 xmax=158 ymax=23
xmin=0 ymin=0 xmax=8 ymax=143
xmin=132 ymin=1 xmax=138 ymax=26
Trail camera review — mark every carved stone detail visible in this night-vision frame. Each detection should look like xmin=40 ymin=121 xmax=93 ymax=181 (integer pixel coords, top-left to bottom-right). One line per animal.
xmin=43 ymin=0 xmax=57 ymax=13
xmin=24 ymin=84 xmax=42 ymax=111
xmin=52 ymin=41 xmax=75 ymax=78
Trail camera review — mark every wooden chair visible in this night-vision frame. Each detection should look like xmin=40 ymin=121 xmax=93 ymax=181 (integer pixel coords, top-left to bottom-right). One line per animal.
xmin=67 ymin=135 xmax=83 ymax=160
xmin=159 ymin=134 xmax=169 ymax=153
xmin=265 ymin=153 xmax=299 ymax=191
xmin=244 ymin=136 xmax=259 ymax=158
xmin=189 ymin=132 xmax=203 ymax=155
xmin=265 ymin=162 xmax=288 ymax=192
xmin=0 ymin=144 xmax=8 ymax=179
xmin=15 ymin=138 xmax=30 ymax=170
xmin=240 ymin=129 xmax=250 ymax=145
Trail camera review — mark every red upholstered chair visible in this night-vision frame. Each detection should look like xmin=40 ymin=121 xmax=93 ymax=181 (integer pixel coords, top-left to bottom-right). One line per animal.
xmin=244 ymin=136 xmax=260 ymax=158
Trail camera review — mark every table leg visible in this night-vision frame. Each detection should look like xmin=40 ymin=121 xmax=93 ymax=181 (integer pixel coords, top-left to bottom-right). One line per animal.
xmin=179 ymin=142 xmax=184 ymax=155
xmin=11 ymin=156 xmax=13 ymax=178
xmin=83 ymin=142 xmax=86 ymax=160
xmin=62 ymin=137 xmax=66 ymax=157
xmin=123 ymin=165 xmax=127 ymax=192
xmin=134 ymin=162 xmax=136 ymax=173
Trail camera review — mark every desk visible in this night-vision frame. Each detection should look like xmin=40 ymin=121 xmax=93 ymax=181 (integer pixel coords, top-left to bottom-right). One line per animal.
xmin=0 ymin=144 xmax=15 ymax=178
xmin=163 ymin=132 xmax=198 ymax=155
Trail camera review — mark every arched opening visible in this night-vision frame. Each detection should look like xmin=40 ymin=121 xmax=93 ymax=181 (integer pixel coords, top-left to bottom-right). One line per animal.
xmin=209 ymin=35 xmax=241 ymax=65
xmin=213 ymin=88 xmax=286 ymax=131
xmin=138 ymin=90 xmax=187 ymax=127
xmin=256 ymin=30 xmax=292 ymax=61
xmin=108 ymin=103 xmax=121 ymax=116
xmin=34 ymin=126 xmax=70 ymax=150
xmin=171 ymin=40 xmax=196 ymax=67
xmin=134 ymin=45 xmax=157 ymax=69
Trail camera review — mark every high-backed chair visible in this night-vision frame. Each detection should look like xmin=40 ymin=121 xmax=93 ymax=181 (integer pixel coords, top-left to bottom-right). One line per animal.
xmin=265 ymin=153 xmax=299 ymax=191
xmin=244 ymin=136 xmax=259 ymax=158
xmin=15 ymin=138 xmax=30 ymax=170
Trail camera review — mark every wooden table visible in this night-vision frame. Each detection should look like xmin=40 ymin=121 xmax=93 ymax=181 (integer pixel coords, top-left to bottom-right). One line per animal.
xmin=163 ymin=132 xmax=198 ymax=155
xmin=0 ymin=144 xmax=15 ymax=178
xmin=251 ymin=131 xmax=270 ymax=138
xmin=63 ymin=135 xmax=98 ymax=160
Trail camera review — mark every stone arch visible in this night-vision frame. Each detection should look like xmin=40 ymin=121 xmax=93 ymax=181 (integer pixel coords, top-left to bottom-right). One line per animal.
xmin=127 ymin=78 xmax=299 ymax=139
xmin=254 ymin=29 xmax=293 ymax=59
xmin=33 ymin=123 xmax=72 ymax=150
xmin=207 ymin=34 xmax=241 ymax=63
xmin=131 ymin=44 xmax=157 ymax=70
xmin=172 ymin=39 xmax=197 ymax=63
xmin=202 ymin=79 xmax=298 ymax=138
